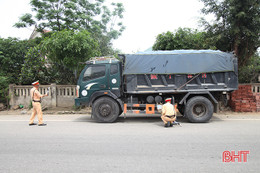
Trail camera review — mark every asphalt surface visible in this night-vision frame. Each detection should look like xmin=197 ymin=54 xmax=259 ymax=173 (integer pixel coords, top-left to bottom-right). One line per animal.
xmin=0 ymin=113 xmax=260 ymax=173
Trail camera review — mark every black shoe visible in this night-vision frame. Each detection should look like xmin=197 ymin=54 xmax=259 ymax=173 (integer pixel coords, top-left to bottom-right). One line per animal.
xmin=29 ymin=123 xmax=37 ymax=126
xmin=170 ymin=122 xmax=173 ymax=127
xmin=38 ymin=123 xmax=47 ymax=126
xmin=164 ymin=122 xmax=170 ymax=128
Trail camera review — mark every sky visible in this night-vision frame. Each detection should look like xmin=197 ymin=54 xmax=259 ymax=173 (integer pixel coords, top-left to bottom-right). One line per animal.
xmin=0 ymin=0 xmax=207 ymax=53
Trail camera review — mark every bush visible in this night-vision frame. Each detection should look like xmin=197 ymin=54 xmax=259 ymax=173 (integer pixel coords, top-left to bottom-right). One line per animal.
xmin=0 ymin=75 xmax=9 ymax=107
xmin=239 ymin=55 xmax=260 ymax=83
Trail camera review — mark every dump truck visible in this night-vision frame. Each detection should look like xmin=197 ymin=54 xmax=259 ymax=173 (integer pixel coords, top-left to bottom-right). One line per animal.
xmin=75 ymin=50 xmax=238 ymax=123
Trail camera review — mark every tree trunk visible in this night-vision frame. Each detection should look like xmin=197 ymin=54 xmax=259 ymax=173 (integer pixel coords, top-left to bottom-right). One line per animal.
xmin=74 ymin=69 xmax=78 ymax=84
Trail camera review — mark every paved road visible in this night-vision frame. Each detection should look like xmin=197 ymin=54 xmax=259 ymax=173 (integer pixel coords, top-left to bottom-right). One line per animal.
xmin=0 ymin=113 xmax=260 ymax=173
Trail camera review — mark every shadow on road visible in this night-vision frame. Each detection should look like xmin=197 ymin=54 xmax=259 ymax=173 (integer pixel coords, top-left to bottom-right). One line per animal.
xmin=73 ymin=113 xmax=224 ymax=127
xmin=211 ymin=115 xmax=224 ymax=122
xmin=74 ymin=114 xmax=190 ymax=125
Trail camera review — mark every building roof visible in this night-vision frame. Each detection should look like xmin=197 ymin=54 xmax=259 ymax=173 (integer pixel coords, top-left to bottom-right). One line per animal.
xmin=29 ymin=26 xmax=50 ymax=40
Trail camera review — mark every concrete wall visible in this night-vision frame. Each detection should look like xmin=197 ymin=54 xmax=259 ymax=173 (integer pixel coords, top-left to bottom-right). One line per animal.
xmin=10 ymin=83 xmax=260 ymax=111
xmin=9 ymin=84 xmax=76 ymax=108
xmin=230 ymin=83 xmax=260 ymax=112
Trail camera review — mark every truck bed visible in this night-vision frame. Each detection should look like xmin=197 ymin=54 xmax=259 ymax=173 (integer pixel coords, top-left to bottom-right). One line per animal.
xmin=125 ymin=71 xmax=238 ymax=94
xmin=122 ymin=50 xmax=238 ymax=94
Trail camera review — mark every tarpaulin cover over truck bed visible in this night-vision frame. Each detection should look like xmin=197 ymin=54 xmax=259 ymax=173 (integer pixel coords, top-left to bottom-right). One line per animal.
xmin=123 ymin=50 xmax=235 ymax=75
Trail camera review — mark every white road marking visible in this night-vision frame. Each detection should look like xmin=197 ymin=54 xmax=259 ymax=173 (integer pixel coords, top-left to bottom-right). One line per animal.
xmin=0 ymin=119 xmax=260 ymax=122
xmin=0 ymin=120 xmax=74 ymax=122
xmin=213 ymin=119 xmax=260 ymax=121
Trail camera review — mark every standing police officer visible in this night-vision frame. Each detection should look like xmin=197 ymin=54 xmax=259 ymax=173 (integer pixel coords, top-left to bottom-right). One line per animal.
xmin=161 ymin=98 xmax=176 ymax=127
xmin=29 ymin=81 xmax=48 ymax=126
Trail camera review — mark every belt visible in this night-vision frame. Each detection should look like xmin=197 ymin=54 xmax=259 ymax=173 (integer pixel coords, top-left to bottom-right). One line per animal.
xmin=166 ymin=115 xmax=174 ymax=118
xmin=33 ymin=100 xmax=41 ymax=103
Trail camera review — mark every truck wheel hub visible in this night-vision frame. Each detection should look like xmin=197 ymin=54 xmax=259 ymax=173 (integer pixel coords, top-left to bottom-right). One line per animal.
xmin=193 ymin=104 xmax=206 ymax=116
xmin=99 ymin=104 xmax=111 ymax=117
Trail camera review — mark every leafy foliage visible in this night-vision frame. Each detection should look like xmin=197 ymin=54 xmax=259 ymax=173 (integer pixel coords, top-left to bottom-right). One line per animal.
xmin=19 ymin=45 xmax=49 ymax=85
xmin=0 ymin=38 xmax=37 ymax=105
xmin=19 ymin=43 xmax=77 ymax=85
xmin=200 ymin=0 xmax=260 ymax=67
xmin=0 ymin=75 xmax=9 ymax=106
xmin=0 ymin=37 xmax=40 ymax=84
xmin=41 ymin=30 xmax=101 ymax=83
xmin=19 ymin=30 xmax=101 ymax=84
xmin=239 ymin=54 xmax=260 ymax=83
xmin=14 ymin=0 xmax=125 ymax=55
xmin=153 ymin=28 xmax=216 ymax=50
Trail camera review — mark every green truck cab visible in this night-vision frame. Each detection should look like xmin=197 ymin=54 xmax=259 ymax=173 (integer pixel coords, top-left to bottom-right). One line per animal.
xmin=75 ymin=59 xmax=124 ymax=122
xmin=75 ymin=50 xmax=238 ymax=123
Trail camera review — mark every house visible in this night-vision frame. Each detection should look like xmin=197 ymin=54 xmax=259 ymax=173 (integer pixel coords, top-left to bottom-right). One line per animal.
xmin=29 ymin=26 xmax=51 ymax=67
xmin=29 ymin=26 xmax=50 ymax=40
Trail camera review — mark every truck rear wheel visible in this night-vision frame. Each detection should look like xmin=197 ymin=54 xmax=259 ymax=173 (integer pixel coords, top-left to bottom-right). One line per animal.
xmin=185 ymin=96 xmax=213 ymax=123
xmin=92 ymin=97 xmax=120 ymax=123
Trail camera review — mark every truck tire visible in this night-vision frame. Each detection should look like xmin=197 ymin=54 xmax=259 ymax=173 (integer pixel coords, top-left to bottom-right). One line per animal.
xmin=185 ymin=96 xmax=213 ymax=123
xmin=92 ymin=97 xmax=120 ymax=123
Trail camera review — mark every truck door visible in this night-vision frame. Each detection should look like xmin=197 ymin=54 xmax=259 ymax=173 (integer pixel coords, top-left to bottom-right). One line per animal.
xmin=109 ymin=63 xmax=121 ymax=96
xmin=80 ymin=64 xmax=108 ymax=99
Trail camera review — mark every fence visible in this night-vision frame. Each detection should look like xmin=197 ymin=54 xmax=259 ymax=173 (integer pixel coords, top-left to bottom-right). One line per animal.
xmin=9 ymin=84 xmax=77 ymax=108
xmin=252 ymin=83 xmax=260 ymax=93
xmin=9 ymin=83 xmax=260 ymax=110
xmin=252 ymin=83 xmax=260 ymax=112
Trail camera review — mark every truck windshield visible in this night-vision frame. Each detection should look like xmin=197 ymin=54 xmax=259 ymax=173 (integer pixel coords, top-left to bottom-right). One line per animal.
xmin=83 ymin=65 xmax=106 ymax=81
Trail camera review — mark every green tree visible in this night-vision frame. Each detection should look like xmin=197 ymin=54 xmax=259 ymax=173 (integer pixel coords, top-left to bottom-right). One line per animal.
xmin=0 ymin=51 xmax=8 ymax=105
xmin=239 ymin=54 xmax=260 ymax=83
xmin=19 ymin=43 xmax=77 ymax=85
xmin=0 ymin=37 xmax=40 ymax=84
xmin=153 ymin=28 xmax=216 ymax=50
xmin=0 ymin=38 xmax=40 ymax=106
xmin=0 ymin=75 xmax=9 ymax=106
xmin=41 ymin=30 xmax=100 ymax=83
xmin=14 ymin=0 xmax=125 ymax=55
xmin=200 ymin=0 xmax=260 ymax=67
xmin=19 ymin=45 xmax=49 ymax=85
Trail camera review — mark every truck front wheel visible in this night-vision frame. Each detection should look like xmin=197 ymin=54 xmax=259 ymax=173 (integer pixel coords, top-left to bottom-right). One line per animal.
xmin=92 ymin=97 xmax=120 ymax=123
xmin=185 ymin=96 xmax=213 ymax=123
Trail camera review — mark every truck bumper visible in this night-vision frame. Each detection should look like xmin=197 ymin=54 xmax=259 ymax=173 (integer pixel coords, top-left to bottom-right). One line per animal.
xmin=75 ymin=97 xmax=90 ymax=107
